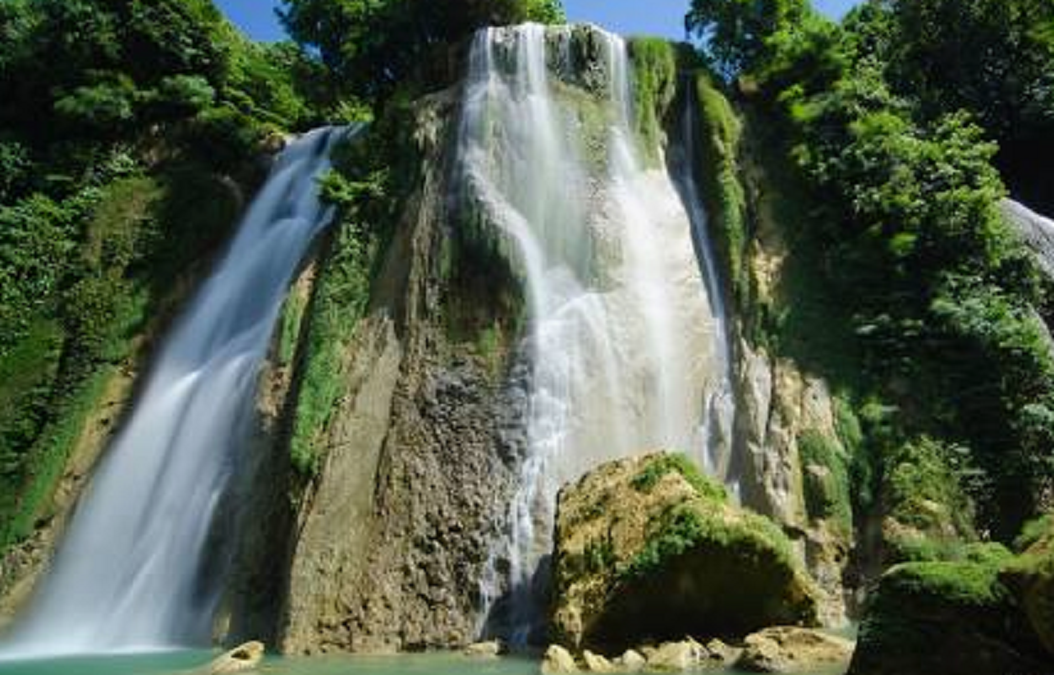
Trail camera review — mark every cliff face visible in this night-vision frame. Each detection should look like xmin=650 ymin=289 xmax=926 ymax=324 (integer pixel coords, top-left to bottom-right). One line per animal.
xmin=253 ymin=90 xmax=528 ymax=654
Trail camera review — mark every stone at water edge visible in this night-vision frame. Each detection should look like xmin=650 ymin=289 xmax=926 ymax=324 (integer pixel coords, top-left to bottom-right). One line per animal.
xmin=542 ymin=644 xmax=579 ymax=674
xmin=207 ymin=641 xmax=265 ymax=674
xmin=642 ymin=639 xmax=707 ymax=671
xmin=736 ymin=627 xmax=853 ymax=673
xmin=581 ymin=649 xmax=615 ymax=672
xmin=464 ymin=639 xmax=503 ymax=657
xmin=616 ymin=649 xmax=646 ymax=670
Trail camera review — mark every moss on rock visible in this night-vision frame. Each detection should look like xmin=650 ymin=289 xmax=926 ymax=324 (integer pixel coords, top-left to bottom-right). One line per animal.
xmin=550 ymin=452 xmax=821 ymax=652
xmin=849 ymin=544 xmax=1048 ymax=675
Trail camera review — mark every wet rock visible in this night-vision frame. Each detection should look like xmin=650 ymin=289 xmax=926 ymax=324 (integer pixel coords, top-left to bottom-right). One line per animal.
xmin=550 ymin=452 xmax=821 ymax=651
xmin=704 ymin=638 xmax=741 ymax=666
xmin=642 ymin=639 xmax=706 ymax=671
xmin=542 ymin=644 xmax=579 ymax=674
xmin=736 ymin=627 xmax=852 ymax=673
xmin=581 ymin=649 xmax=615 ymax=672
xmin=616 ymin=649 xmax=646 ymax=671
xmin=208 ymin=641 xmax=265 ymax=674
xmin=464 ymin=639 xmax=503 ymax=657
xmin=1002 ymin=516 xmax=1054 ymax=657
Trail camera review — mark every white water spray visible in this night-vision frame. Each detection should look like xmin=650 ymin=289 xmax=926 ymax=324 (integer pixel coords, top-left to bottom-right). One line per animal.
xmin=2 ymin=127 xmax=349 ymax=658
xmin=457 ymin=25 xmax=735 ymax=639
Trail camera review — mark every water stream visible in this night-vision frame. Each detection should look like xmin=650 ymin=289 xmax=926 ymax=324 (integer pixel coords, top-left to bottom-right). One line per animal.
xmin=457 ymin=24 xmax=735 ymax=640
xmin=2 ymin=127 xmax=349 ymax=659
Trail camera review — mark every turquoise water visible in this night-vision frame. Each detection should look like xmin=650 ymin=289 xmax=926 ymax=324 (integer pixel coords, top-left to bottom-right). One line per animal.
xmin=0 ymin=652 xmax=540 ymax=675
xmin=0 ymin=651 xmax=849 ymax=674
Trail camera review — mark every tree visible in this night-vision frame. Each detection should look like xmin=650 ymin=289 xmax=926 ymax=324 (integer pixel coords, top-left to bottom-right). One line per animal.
xmin=279 ymin=0 xmax=566 ymax=101
xmin=685 ymin=0 xmax=808 ymax=77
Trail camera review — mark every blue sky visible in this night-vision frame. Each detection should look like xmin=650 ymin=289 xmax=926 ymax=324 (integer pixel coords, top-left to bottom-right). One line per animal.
xmin=215 ymin=0 xmax=861 ymax=43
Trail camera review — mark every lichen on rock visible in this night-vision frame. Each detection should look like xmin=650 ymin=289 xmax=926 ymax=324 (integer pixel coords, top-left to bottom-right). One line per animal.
xmin=550 ymin=452 xmax=822 ymax=652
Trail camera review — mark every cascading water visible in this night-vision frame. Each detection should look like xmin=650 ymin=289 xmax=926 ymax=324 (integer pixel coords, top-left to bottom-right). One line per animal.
xmin=2 ymin=126 xmax=349 ymax=658
xmin=669 ymin=83 xmax=738 ymax=491
xmin=457 ymin=24 xmax=735 ymax=640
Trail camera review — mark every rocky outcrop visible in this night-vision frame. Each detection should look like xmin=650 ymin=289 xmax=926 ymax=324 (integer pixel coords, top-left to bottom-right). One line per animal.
xmin=550 ymin=452 xmax=821 ymax=652
xmin=1001 ymin=198 xmax=1054 ymax=279
xmin=736 ymin=626 xmax=853 ymax=673
xmin=275 ymin=90 xmax=526 ymax=654
xmin=848 ymin=547 xmax=1048 ymax=675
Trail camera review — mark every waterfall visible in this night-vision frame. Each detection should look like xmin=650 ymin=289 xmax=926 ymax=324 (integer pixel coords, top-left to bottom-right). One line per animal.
xmin=457 ymin=24 xmax=735 ymax=641
xmin=2 ymin=126 xmax=349 ymax=658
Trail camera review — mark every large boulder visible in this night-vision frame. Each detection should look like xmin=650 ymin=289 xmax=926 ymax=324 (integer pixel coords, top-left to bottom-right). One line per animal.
xmin=1002 ymin=516 xmax=1054 ymax=656
xmin=550 ymin=452 xmax=822 ymax=651
xmin=848 ymin=544 xmax=1048 ymax=675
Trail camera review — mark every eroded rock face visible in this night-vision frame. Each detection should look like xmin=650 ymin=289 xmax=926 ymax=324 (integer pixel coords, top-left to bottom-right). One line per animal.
xmin=736 ymin=627 xmax=853 ymax=673
xmin=550 ymin=453 xmax=821 ymax=652
xmin=276 ymin=90 xmax=526 ymax=654
xmin=734 ymin=340 xmax=852 ymax=626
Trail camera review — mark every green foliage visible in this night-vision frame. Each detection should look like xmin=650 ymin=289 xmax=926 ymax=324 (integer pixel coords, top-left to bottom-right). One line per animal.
xmin=885 ymin=437 xmax=975 ymax=539
xmin=693 ymin=74 xmax=747 ymax=301
xmin=0 ymin=368 xmax=115 ymax=551
xmin=630 ymin=453 xmax=728 ymax=503
xmin=686 ymin=0 xmax=809 ymax=77
xmin=627 ymin=37 xmax=677 ymax=165
xmin=279 ymin=0 xmax=566 ymax=102
xmin=287 ymin=122 xmax=401 ymax=475
xmin=288 ymin=218 xmax=376 ymax=475
xmin=798 ymin=429 xmax=852 ymax=533
xmin=688 ymin=0 xmax=1054 ymax=536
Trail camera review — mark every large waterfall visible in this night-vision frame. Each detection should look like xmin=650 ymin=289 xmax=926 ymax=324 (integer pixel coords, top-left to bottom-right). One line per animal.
xmin=3 ymin=127 xmax=348 ymax=658
xmin=457 ymin=24 xmax=734 ymax=639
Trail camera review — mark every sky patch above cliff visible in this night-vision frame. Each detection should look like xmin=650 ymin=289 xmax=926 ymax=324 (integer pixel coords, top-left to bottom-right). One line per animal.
xmin=215 ymin=0 xmax=862 ymax=43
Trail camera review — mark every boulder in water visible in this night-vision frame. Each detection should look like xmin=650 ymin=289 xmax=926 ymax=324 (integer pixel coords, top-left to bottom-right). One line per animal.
xmin=735 ymin=627 xmax=853 ymax=673
xmin=642 ymin=639 xmax=706 ymax=670
xmin=550 ymin=452 xmax=821 ymax=651
xmin=464 ymin=639 xmax=503 ymax=657
xmin=542 ymin=644 xmax=579 ymax=673
xmin=208 ymin=641 xmax=265 ymax=674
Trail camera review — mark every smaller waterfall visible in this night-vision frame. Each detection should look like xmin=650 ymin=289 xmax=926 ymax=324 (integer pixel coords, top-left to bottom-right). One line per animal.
xmin=668 ymin=84 xmax=738 ymax=492
xmin=2 ymin=127 xmax=350 ymax=659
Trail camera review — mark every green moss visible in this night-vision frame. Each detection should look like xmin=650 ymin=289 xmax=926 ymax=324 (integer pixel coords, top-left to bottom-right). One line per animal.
xmin=277 ymin=286 xmax=307 ymax=367
xmin=1014 ymin=515 xmax=1054 ymax=553
xmin=885 ymin=436 xmax=975 ymax=539
xmin=694 ymin=73 xmax=748 ymax=302
xmin=630 ymin=452 xmax=728 ymax=502
xmin=288 ymin=219 xmax=375 ymax=476
xmin=627 ymin=37 xmax=677 ymax=166
xmin=622 ymin=497 xmax=796 ymax=581
xmin=798 ymin=429 xmax=853 ymax=533
xmin=0 ymin=367 xmax=114 ymax=550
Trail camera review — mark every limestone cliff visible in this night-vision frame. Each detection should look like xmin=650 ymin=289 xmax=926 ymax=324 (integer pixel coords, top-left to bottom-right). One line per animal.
xmin=231 ymin=90 xmax=530 ymax=654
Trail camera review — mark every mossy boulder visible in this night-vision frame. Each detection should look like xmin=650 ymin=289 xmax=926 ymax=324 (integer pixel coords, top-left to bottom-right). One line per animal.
xmin=550 ymin=452 xmax=821 ymax=651
xmin=1002 ymin=515 xmax=1054 ymax=656
xmin=848 ymin=543 xmax=1048 ymax=675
